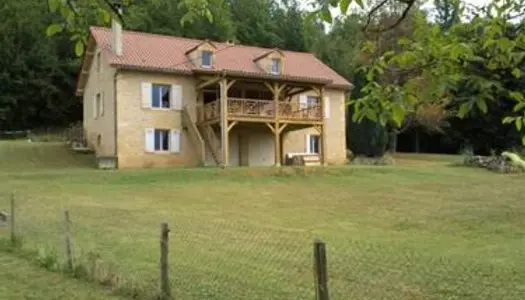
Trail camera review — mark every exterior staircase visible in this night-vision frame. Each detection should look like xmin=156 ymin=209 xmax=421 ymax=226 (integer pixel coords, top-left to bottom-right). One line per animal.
xmin=198 ymin=124 xmax=222 ymax=166
xmin=181 ymin=107 xmax=206 ymax=165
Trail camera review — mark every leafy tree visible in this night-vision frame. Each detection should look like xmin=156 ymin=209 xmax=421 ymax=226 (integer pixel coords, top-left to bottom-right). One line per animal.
xmin=0 ymin=1 xmax=80 ymax=130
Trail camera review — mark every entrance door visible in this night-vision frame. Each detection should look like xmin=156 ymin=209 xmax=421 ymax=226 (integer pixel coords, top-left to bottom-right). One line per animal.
xmin=239 ymin=134 xmax=250 ymax=166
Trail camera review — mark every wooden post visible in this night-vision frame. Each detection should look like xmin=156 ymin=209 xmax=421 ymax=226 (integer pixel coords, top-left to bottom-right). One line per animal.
xmin=220 ymin=79 xmax=229 ymax=167
xmin=273 ymin=83 xmax=282 ymax=167
xmin=9 ymin=194 xmax=15 ymax=244
xmin=160 ymin=222 xmax=171 ymax=300
xmin=64 ymin=210 xmax=73 ymax=271
xmin=319 ymin=87 xmax=328 ymax=166
xmin=274 ymin=124 xmax=281 ymax=167
xmin=314 ymin=239 xmax=330 ymax=300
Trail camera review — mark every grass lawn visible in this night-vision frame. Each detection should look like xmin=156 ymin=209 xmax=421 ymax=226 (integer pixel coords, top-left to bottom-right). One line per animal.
xmin=0 ymin=251 xmax=124 ymax=300
xmin=0 ymin=141 xmax=524 ymax=300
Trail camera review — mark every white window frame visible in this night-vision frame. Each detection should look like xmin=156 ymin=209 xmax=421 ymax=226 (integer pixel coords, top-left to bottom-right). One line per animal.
xmin=306 ymin=134 xmax=321 ymax=154
xmin=151 ymin=84 xmax=171 ymax=109
xmin=202 ymin=50 xmax=213 ymax=68
xmin=145 ymin=128 xmax=181 ymax=154
xmin=271 ymin=58 xmax=281 ymax=75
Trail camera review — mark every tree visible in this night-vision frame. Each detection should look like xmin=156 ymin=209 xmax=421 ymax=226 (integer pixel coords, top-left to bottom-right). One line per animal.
xmin=0 ymin=0 xmax=81 ymax=131
xmin=351 ymin=0 xmax=525 ymax=144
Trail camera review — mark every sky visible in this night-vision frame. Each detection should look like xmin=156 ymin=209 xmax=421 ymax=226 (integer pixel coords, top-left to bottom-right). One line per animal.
xmin=299 ymin=0 xmax=494 ymax=18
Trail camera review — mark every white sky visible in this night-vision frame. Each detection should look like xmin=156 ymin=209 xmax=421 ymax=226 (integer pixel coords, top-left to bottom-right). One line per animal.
xmin=299 ymin=0 xmax=494 ymax=18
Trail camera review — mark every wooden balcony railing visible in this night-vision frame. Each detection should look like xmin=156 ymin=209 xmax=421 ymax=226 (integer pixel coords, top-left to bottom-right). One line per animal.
xmin=197 ymin=98 xmax=321 ymax=123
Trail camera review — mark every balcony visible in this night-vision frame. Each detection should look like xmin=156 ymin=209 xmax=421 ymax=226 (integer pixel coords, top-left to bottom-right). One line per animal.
xmin=197 ymin=97 xmax=321 ymax=123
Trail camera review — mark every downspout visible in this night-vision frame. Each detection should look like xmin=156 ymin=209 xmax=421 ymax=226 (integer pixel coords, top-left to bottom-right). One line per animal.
xmin=113 ymin=71 xmax=118 ymax=167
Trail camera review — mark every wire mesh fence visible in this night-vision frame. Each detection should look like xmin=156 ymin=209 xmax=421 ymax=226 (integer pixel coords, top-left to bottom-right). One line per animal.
xmin=1 ymin=192 xmax=525 ymax=300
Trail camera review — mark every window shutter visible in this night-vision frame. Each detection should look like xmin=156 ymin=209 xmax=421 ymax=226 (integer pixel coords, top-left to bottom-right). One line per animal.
xmin=305 ymin=134 xmax=310 ymax=153
xmin=171 ymin=85 xmax=183 ymax=110
xmin=141 ymin=82 xmax=152 ymax=108
xmin=324 ymin=96 xmax=330 ymax=119
xmin=299 ymin=95 xmax=307 ymax=110
xmin=145 ymin=128 xmax=155 ymax=152
xmin=170 ymin=129 xmax=181 ymax=153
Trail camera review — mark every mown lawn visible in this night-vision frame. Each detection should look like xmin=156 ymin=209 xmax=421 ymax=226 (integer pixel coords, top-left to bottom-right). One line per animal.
xmin=0 ymin=251 xmax=124 ymax=300
xmin=0 ymin=141 xmax=524 ymax=300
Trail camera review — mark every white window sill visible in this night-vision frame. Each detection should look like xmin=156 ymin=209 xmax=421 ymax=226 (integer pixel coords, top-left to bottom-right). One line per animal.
xmin=147 ymin=151 xmax=180 ymax=155
xmin=145 ymin=107 xmax=182 ymax=111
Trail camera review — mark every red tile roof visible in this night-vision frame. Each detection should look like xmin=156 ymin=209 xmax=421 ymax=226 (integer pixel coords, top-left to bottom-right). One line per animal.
xmin=89 ymin=27 xmax=351 ymax=89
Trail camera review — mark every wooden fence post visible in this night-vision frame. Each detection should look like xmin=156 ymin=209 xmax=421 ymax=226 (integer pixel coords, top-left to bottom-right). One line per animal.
xmin=314 ymin=239 xmax=330 ymax=300
xmin=160 ymin=222 xmax=171 ymax=300
xmin=64 ymin=210 xmax=73 ymax=271
xmin=10 ymin=194 xmax=15 ymax=244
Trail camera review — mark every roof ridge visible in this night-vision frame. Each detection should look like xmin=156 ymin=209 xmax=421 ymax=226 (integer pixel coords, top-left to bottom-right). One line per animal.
xmin=89 ymin=26 xmax=314 ymax=56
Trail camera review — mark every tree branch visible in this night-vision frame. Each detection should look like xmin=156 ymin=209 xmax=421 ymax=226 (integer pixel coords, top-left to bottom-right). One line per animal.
xmin=364 ymin=0 xmax=416 ymax=33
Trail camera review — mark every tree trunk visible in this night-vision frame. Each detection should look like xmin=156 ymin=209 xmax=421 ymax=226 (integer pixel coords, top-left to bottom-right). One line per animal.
xmin=387 ymin=130 xmax=398 ymax=153
xmin=414 ymin=129 xmax=420 ymax=153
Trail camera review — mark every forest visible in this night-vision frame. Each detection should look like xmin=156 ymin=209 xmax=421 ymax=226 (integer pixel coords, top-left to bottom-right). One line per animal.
xmin=1 ymin=0 xmax=524 ymax=155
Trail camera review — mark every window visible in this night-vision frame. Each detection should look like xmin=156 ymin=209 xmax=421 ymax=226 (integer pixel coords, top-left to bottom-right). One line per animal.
xmin=94 ymin=93 xmax=101 ymax=118
xmin=307 ymin=96 xmax=319 ymax=108
xmin=271 ymin=58 xmax=281 ymax=74
xmin=152 ymin=84 xmax=170 ymax=108
xmin=154 ymin=129 xmax=170 ymax=152
xmin=146 ymin=128 xmax=181 ymax=153
xmin=96 ymin=52 xmax=101 ymax=73
xmin=307 ymin=134 xmax=320 ymax=154
xmin=202 ymin=51 xmax=213 ymax=68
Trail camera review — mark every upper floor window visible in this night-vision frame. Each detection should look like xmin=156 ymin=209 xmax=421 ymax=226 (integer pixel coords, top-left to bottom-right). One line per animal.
xmin=271 ymin=58 xmax=281 ymax=74
xmin=152 ymin=84 xmax=170 ymax=108
xmin=307 ymin=96 xmax=319 ymax=108
xmin=202 ymin=51 xmax=213 ymax=68
xmin=96 ymin=52 xmax=101 ymax=73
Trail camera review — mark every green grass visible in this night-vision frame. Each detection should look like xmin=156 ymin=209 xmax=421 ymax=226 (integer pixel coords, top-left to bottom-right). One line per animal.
xmin=0 ymin=250 xmax=124 ymax=300
xmin=0 ymin=141 xmax=524 ymax=300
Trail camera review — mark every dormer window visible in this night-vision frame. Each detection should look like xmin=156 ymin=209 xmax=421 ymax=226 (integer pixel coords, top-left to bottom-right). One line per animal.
xmin=202 ymin=51 xmax=213 ymax=68
xmin=271 ymin=58 xmax=281 ymax=74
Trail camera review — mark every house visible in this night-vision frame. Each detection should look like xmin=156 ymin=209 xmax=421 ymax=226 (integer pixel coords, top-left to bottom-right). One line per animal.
xmin=75 ymin=19 xmax=352 ymax=169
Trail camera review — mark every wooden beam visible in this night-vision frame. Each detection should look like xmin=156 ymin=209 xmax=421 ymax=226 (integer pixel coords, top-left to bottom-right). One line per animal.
xmin=220 ymin=79 xmax=229 ymax=167
xmin=313 ymin=125 xmax=322 ymax=134
xmin=263 ymin=82 xmax=276 ymax=94
xmin=278 ymin=123 xmax=288 ymax=134
xmin=227 ymin=121 xmax=238 ymax=132
xmin=197 ymin=76 xmax=221 ymax=90
xmin=226 ymin=79 xmax=237 ymax=90
xmin=286 ymin=87 xmax=312 ymax=98
xmin=265 ymin=122 xmax=276 ymax=134
xmin=274 ymin=123 xmax=281 ymax=167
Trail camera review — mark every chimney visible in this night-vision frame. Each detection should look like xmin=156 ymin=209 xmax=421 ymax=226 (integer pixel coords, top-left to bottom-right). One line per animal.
xmin=111 ymin=4 xmax=123 ymax=56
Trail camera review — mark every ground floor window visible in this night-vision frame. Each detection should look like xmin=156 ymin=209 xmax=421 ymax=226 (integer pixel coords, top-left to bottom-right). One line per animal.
xmin=154 ymin=129 xmax=170 ymax=151
xmin=145 ymin=128 xmax=181 ymax=153
xmin=307 ymin=134 xmax=320 ymax=154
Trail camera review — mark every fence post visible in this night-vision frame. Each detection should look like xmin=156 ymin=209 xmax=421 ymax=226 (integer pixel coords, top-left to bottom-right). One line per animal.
xmin=314 ymin=239 xmax=330 ymax=300
xmin=10 ymin=194 xmax=15 ymax=244
xmin=160 ymin=222 xmax=171 ymax=300
xmin=64 ymin=210 xmax=73 ymax=271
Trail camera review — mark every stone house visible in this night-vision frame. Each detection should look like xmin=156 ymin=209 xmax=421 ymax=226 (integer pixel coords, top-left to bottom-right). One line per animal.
xmin=75 ymin=19 xmax=352 ymax=168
